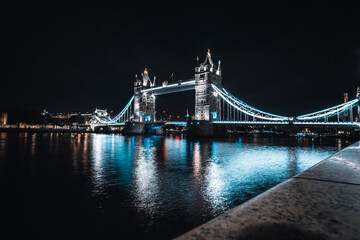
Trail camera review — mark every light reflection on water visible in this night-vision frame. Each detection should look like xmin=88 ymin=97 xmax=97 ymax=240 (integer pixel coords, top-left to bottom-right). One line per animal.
xmin=88 ymin=134 xmax=339 ymax=222
xmin=132 ymin=137 xmax=160 ymax=219
xmin=0 ymin=133 xmax=350 ymax=239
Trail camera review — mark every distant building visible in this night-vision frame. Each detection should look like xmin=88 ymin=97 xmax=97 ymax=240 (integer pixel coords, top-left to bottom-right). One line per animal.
xmin=0 ymin=112 xmax=8 ymax=125
xmin=42 ymin=109 xmax=92 ymax=125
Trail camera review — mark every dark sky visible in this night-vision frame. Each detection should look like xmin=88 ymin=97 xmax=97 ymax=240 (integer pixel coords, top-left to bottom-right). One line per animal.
xmin=2 ymin=1 xmax=360 ymax=117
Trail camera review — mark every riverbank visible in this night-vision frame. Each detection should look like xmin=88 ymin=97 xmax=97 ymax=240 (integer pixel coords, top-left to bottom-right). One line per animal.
xmin=0 ymin=127 xmax=90 ymax=133
xmin=0 ymin=127 xmax=359 ymax=141
xmin=175 ymin=140 xmax=360 ymax=240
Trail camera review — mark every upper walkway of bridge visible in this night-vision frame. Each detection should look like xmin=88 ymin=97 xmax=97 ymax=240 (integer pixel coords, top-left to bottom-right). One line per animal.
xmin=140 ymin=78 xmax=195 ymax=95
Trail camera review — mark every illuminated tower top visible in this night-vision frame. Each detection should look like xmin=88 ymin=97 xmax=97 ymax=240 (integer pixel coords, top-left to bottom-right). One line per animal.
xmin=142 ymin=68 xmax=151 ymax=86
xmin=134 ymin=68 xmax=156 ymax=88
xmin=204 ymin=49 xmax=214 ymax=67
xmin=195 ymin=49 xmax=221 ymax=76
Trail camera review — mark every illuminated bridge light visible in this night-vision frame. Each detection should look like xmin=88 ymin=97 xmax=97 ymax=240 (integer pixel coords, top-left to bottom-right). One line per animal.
xmin=91 ymin=65 xmax=359 ymax=130
xmin=211 ymin=84 xmax=289 ymax=122
xmin=296 ymin=98 xmax=359 ymax=121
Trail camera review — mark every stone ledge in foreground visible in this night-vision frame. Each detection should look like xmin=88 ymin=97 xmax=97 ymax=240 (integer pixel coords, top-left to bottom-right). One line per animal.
xmin=174 ymin=141 xmax=360 ymax=240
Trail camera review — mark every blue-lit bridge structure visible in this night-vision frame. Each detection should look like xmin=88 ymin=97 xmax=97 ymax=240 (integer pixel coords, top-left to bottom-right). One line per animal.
xmin=90 ymin=50 xmax=360 ymax=136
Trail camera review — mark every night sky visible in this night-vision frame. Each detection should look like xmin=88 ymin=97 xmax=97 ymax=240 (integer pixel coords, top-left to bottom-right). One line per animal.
xmin=2 ymin=1 xmax=360 ymax=117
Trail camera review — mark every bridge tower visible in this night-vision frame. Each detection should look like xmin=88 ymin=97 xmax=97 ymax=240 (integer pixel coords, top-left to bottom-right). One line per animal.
xmin=194 ymin=50 xmax=222 ymax=121
xmin=133 ymin=68 xmax=156 ymax=122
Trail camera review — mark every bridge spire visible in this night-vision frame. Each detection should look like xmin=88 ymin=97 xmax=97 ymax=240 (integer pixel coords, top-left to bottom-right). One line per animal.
xmin=216 ymin=60 xmax=222 ymax=76
xmin=134 ymin=74 xmax=141 ymax=87
xmin=151 ymin=76 xmax=156 ymax=87
xmin=142 ymin=68 xmax=151 ymax=87
xmin=203 ymin=49 xmax=214 ymax=67
xmin=357 ymin=86 xmax=360 ymax=98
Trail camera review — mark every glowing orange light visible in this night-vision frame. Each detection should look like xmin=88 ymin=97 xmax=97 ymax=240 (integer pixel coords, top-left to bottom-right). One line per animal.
xmin=207 ymin=49 xmax=211 ymax=56
xmin=144 ymin=68 xmax=148 ymax=75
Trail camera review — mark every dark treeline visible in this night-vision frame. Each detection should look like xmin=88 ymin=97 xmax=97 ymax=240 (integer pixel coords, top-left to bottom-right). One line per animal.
xmin=1 ymin=107 xmax=42 ymax=125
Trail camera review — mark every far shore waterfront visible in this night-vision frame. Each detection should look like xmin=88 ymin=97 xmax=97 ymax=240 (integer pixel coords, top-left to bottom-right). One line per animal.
xmin=0 ymin=126 xmax=91 ymax=133
xmin=1 ymin=126 xmax=359 ymax=142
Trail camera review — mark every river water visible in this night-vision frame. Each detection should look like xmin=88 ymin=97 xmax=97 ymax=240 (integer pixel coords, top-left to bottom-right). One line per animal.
xmin=0 ymin=133 xmax=351 ymax=239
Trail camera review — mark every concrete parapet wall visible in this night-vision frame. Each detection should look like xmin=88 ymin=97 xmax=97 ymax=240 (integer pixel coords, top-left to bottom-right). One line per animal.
xmin=175 ymin=141 xmax=360 ymax=240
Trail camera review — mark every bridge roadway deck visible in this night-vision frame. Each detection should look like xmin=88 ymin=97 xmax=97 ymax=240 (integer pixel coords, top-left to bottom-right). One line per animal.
xmin=94 ymin=121 xmax=359 ymax=128
xmin=175 ymin=140 xmax=360 ymax=240
xmin=214 ymin=121 xmax=360 ymax=127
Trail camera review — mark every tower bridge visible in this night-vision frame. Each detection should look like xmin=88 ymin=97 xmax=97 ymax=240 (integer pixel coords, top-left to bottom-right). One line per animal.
xmin=90 ymin=50 xmax=360 ymax=136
